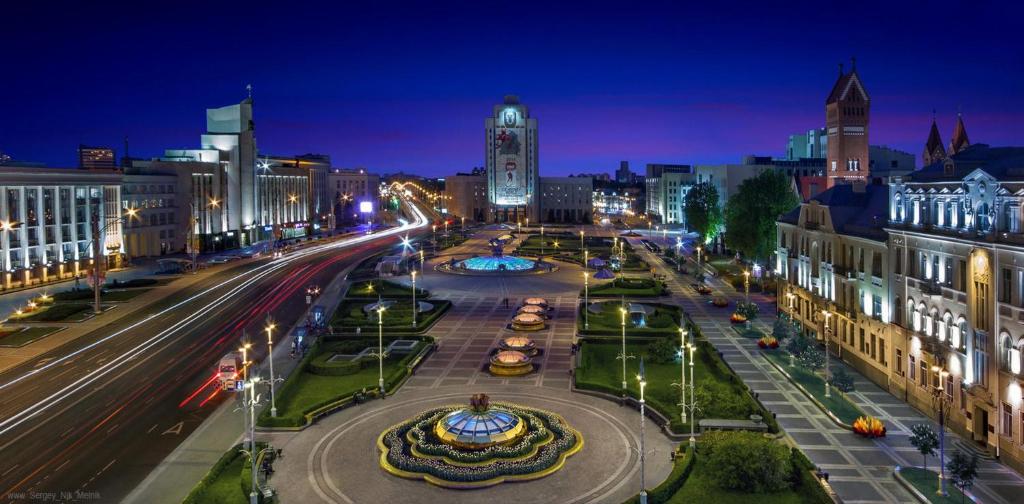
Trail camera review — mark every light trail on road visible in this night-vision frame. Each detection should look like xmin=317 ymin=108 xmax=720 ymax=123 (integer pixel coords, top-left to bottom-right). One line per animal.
xmin=0 ymin=199 xmax=428 ymax=439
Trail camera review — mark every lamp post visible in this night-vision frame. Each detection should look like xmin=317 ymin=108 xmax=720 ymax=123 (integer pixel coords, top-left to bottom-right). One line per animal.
xmin=743 ymin=270 xmax=750 ymax=303
xmin=688 ymin=343 xmax=696 ymax=448
xmin=696 ymin=245 xmax=702 ymax=273
xmin=637 ymin=359 xmax=649 ymax=504
xmin=932 ymin=364 xmax=951 ymax=497
xmin=444 ymin=220 xmax=449 ymax=247
xmin=675 ymin=239 xmax=682 ymax=272
xmin=579 ymin=230 xmax=584 ymax=252
xmin=411 ymin=271 xmax=418 ymax=328
xmin=461 ymin=216 xmax=465 ymax=238
xmin=240 ymin=375 xmax=263 ymax=504
xmin=266 ymin=321 xmax=277 ymax=417
xmin=240 ymin=342 xmax=252 ymax=381
xmin=89 ymin=207 xmax=138 ymax=315
xmin=822 ymin=309 xmax=832 ymax=398
xmin=541 ymin=226 xmax=545 ymax=256
xmin=419 ymin=248 xmax=425 ymax=274
xmin=676 ymin=327 xmax=687 ymax=424
xmin=583 ymin=272 xmax=589 ymax=330
xmin=619 ymin=307 xmax=628 ymax=395
xmin=432 ymin=224 xmax=436 ymax=249
xmin=584 ymin=249 xmax=589 ymax=275
xmin=377 ymin=305 xmax=386 ymax=394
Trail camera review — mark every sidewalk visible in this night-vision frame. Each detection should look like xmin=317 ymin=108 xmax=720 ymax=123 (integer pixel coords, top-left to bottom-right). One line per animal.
xmin=122 ymin=261 xmax=355 ymax=504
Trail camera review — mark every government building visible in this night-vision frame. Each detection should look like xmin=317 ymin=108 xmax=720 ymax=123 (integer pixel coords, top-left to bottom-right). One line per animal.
xmin=445 ymin=96 xmax=592 ymax=224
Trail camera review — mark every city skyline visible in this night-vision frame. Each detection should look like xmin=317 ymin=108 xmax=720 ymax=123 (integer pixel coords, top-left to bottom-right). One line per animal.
xmin=2 ymin=1 xmax=1022 ymax=176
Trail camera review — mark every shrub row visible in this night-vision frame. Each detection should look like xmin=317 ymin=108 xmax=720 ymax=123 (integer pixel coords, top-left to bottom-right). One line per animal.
xmin=623 ymin=446 xmax=695 ymax=504
xmin=182 ymin=444 xmax=244 ymax=504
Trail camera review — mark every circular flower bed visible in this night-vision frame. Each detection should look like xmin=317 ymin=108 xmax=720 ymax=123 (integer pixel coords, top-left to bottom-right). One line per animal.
xmin=730 ymin=312 xmax=747 ymax=324
xmin=853 ymin=415 xmax=886 ymax=438
xmin=757 ymin=335 xmax=779 ymax=349
xmin=378 ymin=402 xmax=583 ymax=488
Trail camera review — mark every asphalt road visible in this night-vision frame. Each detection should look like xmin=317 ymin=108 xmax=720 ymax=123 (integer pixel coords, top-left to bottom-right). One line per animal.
xmin=0 ymin=204 xmax=432 ymax=503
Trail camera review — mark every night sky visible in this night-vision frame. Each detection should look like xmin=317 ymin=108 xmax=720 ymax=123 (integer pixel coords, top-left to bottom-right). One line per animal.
xmin=2 ymin=1 xmax=1022 ymax=176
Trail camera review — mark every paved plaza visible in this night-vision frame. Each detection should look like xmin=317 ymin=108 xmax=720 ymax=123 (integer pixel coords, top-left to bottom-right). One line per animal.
xmin=265 ymin=229 xmax=673 ymax=504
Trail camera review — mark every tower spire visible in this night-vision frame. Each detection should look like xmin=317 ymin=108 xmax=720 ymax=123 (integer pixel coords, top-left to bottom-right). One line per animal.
xmin=949 ymin=110 xmax=970 ymax=155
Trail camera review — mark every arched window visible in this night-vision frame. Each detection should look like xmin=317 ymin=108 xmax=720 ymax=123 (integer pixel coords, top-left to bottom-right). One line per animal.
xmin=1013 ymin=339 xmax=1024 ymax=375
xmin=894 ymin=193 xmax=904 ymax=222
xmin=953 ymin=316 xmax=967 ymax=350
xmin=940 ymin=312 xmax=953 ymax=343
xmin=999 ymin=332 xmax=1013 ymax=371
xmin=907 ymin=298 xmax=917 ymax=330
xmin=894 ymin=296 xmax=902 ymax=325
xmin=926 ymin=307 xmax=939 ymax=337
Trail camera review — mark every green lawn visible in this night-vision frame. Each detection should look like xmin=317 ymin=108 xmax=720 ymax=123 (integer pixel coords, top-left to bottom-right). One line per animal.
xmin=52 ymin=288 xmax=151 ymax=302
xmin=517 ymin=233 xmax=614 ymax=253
xmin=330 ymin=299 xmax=450 ymax=333
xmin=193 ymin=451 xmax=247 ymax=503
xmin=258 ymin=340 xmax=423 ymax=427
xmin=347 ymin=279 xmax=427 ymax=298
xmin=899 ymin=467 xmax=969 ymax=504
xmin=0 ymin=326 xmax=62 ymax=347
xmin=664 ymin=456 xmax=827 ymax=503
xmin=763 ymin=350 xmax=864 ymax=424
xmin=579 ymin=302 xmax=681 ymax=337
xmin=585 ymin=277 xmax=665 ymax=297
xmin=576 ymin=340 xmax=765 ymax=433
xmin=10 ymin=303 xmax=94 ymax=322
xmin=707 ymin=255 xmax=743 ymax=275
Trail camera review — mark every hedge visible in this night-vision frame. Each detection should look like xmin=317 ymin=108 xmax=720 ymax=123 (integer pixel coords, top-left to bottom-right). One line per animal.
xmin=307 ymin=352 xmax=368 ymax=376
xmin=623 ymin=446 xmax=696 ymax=504
xmin=182 ymin=443 xmax=245 ymax=504
xmin=790 ymin=446 xmax=833 ymax=503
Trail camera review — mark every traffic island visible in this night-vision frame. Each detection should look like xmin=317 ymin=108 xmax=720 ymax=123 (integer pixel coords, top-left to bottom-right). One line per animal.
xmin=761 ymin=350 xmax=864 ymax=427
xmin=894 ymin=466 xmax=974 ymax=504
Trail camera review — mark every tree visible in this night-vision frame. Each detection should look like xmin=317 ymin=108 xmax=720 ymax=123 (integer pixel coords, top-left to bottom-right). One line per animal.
xmin=796 ymin=346 xmax=825 ymax=370
xmin=909 ymin=424 xmax=939 ymax=470
xmin=702 ymin=431 xmax=793 ymax=493
xmin=683 ymin=182 xmax=723 ymax=245
xmin=724 ymin=170 xmax=800 ymax=263
xmin=946 ymin=450 xmax=978 ymax=503
xmin=828 ymin=367 xmax=855 ymax=392
xmin=772 ymin=318 xmax=792 ymax=340
xmin=646 ymin=337 xmax=676 ymax=364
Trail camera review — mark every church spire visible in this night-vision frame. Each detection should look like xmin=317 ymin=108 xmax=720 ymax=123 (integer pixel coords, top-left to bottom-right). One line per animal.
xmin=923 ymin=115 xmax=946 ymax=166
xmin=949 ymin=111 xmax=970 ymax=155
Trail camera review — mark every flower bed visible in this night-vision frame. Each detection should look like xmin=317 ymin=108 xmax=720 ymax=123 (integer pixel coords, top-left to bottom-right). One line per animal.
xmin=378 ymin=402 xmax=583 ymax=487
xmin=852 ymin=416 xmax=886 ymax=438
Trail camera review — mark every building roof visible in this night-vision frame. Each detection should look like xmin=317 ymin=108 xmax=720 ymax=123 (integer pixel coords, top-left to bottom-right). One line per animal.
xmin=949 ymin=114 xmax=971 ymax=154
xmin=925 ymin=119 xmax=945 ymax=158
xmin=909 ymin=143 xmax=1024 ymax=182
xmin=779 ymin=183 xmax=889 ymax=242
xmin=826 ymin=69 xmax=869 ymax=104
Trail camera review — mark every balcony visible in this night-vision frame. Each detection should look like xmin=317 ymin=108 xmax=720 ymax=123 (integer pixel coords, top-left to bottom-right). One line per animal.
xmin=916 ymin=279 xmax=943 ymax=296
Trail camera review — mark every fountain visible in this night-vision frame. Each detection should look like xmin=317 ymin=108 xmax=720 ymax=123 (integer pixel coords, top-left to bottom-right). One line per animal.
xmin=511 ymin=313 xmax=545 ymax=331
xmin=378 ymin=394 xmax=583 ymax=488
xmin=488 ymin=350 xmax=534 ymax=376
xmin=498 ymin=335 xmax=538 ymax=355
xmin=441 ymin=235 xmax=551 ymax=275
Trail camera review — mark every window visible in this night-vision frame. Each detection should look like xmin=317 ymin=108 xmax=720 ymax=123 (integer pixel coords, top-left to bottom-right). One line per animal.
xmin=910 ymin=354 xmax=916 ymax=381
xmin=959 ymin=260 xmax=967 ymax=290
xmin=1001 ymin=268 xmax=1012 ymax=303
xmin=1003 ymin=403 xmax=1013 ymax=437
xmin=945 ymin=260 xmax=953 ymax=286
xmin=920 ymin=360 xmax=928 ymax=386
xmin=859 ymin=328 xmax=866 ymax=353
xmin=894 ymin=246 xmax=903 ymax=274
xmin=975 ymin=331 xmax=989 ymax=387
xmin=896 ymin=349 xmax=904 ymax=376
xmin=879 ymin=338 xmax=887 ymax=366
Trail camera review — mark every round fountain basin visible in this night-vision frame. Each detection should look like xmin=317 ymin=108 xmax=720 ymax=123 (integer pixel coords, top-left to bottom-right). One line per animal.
xmin=457 ymin=255 xmax=536 ymax=272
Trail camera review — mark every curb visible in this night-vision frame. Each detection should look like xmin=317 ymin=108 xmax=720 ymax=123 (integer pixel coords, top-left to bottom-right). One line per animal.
xmin=761 ymin=353 xmax=855 ymax=431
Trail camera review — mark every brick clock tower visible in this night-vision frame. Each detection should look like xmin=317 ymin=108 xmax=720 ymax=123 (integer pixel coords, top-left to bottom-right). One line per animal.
xmin=825 ymin=60 xmax=870 ymax=188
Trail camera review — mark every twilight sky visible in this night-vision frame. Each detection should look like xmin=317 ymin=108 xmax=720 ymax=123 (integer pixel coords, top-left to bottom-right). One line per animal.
xmin=2 ymin=1 xmax=1022 ymax=176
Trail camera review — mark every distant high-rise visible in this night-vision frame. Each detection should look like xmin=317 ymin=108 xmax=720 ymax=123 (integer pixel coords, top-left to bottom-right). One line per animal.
xmin=825 ymin=60 xmax=870 ymax=188
xmin=78 ymin=145 xmax=116 ymax=169
xmin=616 ymin=161 xmax=633 ymax=183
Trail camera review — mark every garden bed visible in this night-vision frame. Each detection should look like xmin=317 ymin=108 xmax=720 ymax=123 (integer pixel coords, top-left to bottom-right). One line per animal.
xmin=897 ymin=467 xmax=971 ymax=504
xmin=0 ymin=326 xmax=62 ymax=347
xmin=584 ymin=277 xmax=666 ymax=297
xmin=578 ymin=302 xmax=681 ymax=337
xmin=347 ymin=279 xmax=428 ymax=299
xmin=575 ymin=338 xmax=771 ymax=434
xmin=762 ymin=350 xmax=864 ymax=425
xmin=330 ymin=299 xmax=451 ymax=334
xmin=9 ymin=303 xmax=95 ymax=322
xmin=258 ymin=338 xmax=427 ymax=428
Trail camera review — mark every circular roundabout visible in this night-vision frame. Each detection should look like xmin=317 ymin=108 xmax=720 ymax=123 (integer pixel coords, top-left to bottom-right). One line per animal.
xmin=305 ymin=390 xmax=654 ymax=504
xmin=377 ymin=394 xmax=582 ymax=488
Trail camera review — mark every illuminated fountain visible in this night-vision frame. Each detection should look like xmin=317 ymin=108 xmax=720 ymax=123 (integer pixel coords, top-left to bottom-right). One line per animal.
xmin=488 ymin=350 xmax=534 ymax=376
xmin=498 ymin=335 xmax=538 ymax=355
xmin=378 ymin=394 xmax=583 ymax=488
xmin=511 ymin=313 xmax=545 ymax=331
xmin=517 ymin=304 xmax=547 ymax=318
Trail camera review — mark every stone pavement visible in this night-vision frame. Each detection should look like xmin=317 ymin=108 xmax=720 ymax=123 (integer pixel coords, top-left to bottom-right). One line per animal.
xmin=264 ymin=229 xmax=674 ymax=504
xmin=630 ymin=239 xmax=1024 ymax=504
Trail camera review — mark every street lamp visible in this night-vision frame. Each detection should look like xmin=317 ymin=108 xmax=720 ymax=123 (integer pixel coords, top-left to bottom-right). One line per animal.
xmin=240 ymin=342 xmax=252 ymax=381
xmin=932 ymin=364 xmax=951 ymax=496
xmin=583 ymin=271 xmax=589 ymax=330
xmin=88 ymin=207 xmax=139 ymax=315
xmin=579 ymin=230 xmax=584 ymax=252
xmin=743 ymin=270 xmax=750 ymax=303
xmin=673 ymin=327 xmax=688 ymax=424
xmin=432 ymin=224 xmax=437 ymax=247
xmin=616 ymin=307 xmax=633 ymax=397
xmin=265 ymin=321 xmax=278 ymax=417
xmin=822 ymin=310 xmax=832 ymax=398
xmin=687 ymin=342 xmax=697 ymax=448
xmin=541 ymin=225 xmax=545 ymax=256
xmin=376 ymin=305 xmax=386 ymax=394
xmin=637 ymin=359 xmax=649 ymax=504
xmin=411 ymin=271 xmax=418 ymax=328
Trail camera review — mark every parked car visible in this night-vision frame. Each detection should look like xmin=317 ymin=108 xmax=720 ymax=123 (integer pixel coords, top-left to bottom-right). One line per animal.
xmin=711 ymin=296 xmax=729 ymax=307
